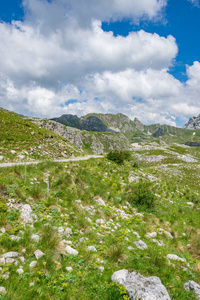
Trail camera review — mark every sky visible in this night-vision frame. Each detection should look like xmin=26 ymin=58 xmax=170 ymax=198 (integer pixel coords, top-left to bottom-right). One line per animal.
xmin=0 ymin=0 xmax=200 ymax=126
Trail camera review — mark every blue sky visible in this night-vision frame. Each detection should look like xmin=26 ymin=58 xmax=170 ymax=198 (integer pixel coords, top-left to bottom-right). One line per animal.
xmin=0 ymin=0 xmax=200 ymax=126
xmin=103 ymin=0 xmax=200 ymax=82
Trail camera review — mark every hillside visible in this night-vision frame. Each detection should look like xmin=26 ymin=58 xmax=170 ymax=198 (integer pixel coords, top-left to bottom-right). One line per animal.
xmin=0 ymin=108 xmax=81 ymax=162
xmin=32 ymin=118 xmax=131 ymax=154
xmin=0 ymin=143 xmax=199 ymax=299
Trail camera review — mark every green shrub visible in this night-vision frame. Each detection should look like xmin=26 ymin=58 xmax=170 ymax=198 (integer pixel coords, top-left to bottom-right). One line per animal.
xmin=126 ymin=180 xmax=156 ymax=208
xmin=0 ymin=202 xmax=8 ymax=212
xmin=107 ymin=150 xmax=131 ymax=165
xmin=133 ymin=162 xmax=139 ymax=168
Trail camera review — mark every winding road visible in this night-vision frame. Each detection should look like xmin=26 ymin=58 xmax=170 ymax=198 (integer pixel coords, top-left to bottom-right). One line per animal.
xmin=0 ymin=155 xmax=103 ymax=168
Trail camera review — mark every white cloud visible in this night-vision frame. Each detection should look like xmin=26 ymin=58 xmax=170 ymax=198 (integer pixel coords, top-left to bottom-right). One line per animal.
xmin=0 ymin=20 xmax=177 ymax=87
xmin=23 ymin=0 xmax=167 ymax=29
xmin=0 ymin=0 xmax=199 ymax=126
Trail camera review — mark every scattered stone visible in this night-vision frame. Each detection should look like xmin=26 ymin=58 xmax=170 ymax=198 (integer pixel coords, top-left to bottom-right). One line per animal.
xmin=20 ymin=204 xmax=34 ymax=224
xmin=34 ymin=250 xmax=45 ymax=260
xmin=86 ymin=217 xmax=92 ymax=223
xmin=99 ymin=266 xmax=104 ymax=272
xmin=167 ymin=254 xmax=186 ymax=262
xmin=58 ymin=227 xmax=65 ymax=234
xmin=65 ymin=228 xmax=72 ymax=235
xmin=5 ymin=258 xmax=15 ymax=264
xmin=132 ymin=231 xmax=140 ymax=238
xmin=152 ymin=239 xmax=164 ymax=247
xmin=87 ymin=246 xmax=97 ymax=252
xmin=29 ymin=261 xmax=37 ymax=268
xmin=0 ymin=287 xmax=6 ymax=294
xmin=184 ymin=281 xmax=200 ymax=299
xmin=16 ymin=268 xmax=24 ymax=274
xmin=164 ymin=231 xmax=174 ymax=239
xmin=95 ymin=197 xmax=106 ymax=206
xmin=112 ymin=269 xmax=171 ymax=300
xmin=96 ymin=219 xmax=105 ymax=224
xmin=0 ymin=156 xmax=3 ymax=161
xmin=128 ymin=246 xmax=134 ymax=250
xmin=65 ymin=246 xmax=78 ymax=256
xmin=19 ymin=256 xmax=25 ymax=263
xmin=2 ymin=252 xmax=18 ymax=259
xmin=29 ymin=282 xmax=34 ymax=287
xmin=2 ymin=274 xmax=9 ymax=280
xmin=66 ymin=267 xmax=73 ymax=272
xmin=134 ymin=240 xmax=148 ymax=250
xmin=0 ymin=228 xmax=5 ymax=234
xmin=187 ymin=202 xmax=194 ymax=208
xmin=146 ymin=232 xmax=157 ymax=238
xmin=0 ymin=258 xmax=5 ymax=265
xmin=31 ymin=234 xmax=40 ymax=242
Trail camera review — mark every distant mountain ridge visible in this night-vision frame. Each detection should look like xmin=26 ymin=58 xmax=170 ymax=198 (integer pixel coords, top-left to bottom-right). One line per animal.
xmin=51 ymin=112 xmax=199 ymax=143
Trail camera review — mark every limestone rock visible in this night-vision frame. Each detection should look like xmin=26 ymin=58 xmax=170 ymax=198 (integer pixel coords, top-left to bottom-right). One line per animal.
xmin=29 ymin=261 xmax=37 ymax=268
xmin=134 ymin=240 xmax=148 ymax=250
xmin=2 ymin=252 xmax=18 ymax=259
xmin=167 ymin=254 xmax=186 ymax=262
xmin=96 ymin=219 xmax=105 ymax=224
xmin=95 ymin=197 xmax=106 ymax=206
xmin=184 ymin=281 xmax=200 ymax=299
xmin=0 ymin=258 xmax=5 ymax=265
xmin=65 ymin=245 xmax=78 ymax=256
xmin=65 ymin=228 xmax=72 ymax=235
xmin=112 ymin=269 xmax=171 ymax=300
xmin=0 ymin=287 xmax=7 ymax=294
xmin=164 ymin=231 xmax=174 ymax=239
xmin=34 ymin=250 xmax=45 ymax=260
xmin=16 ymin=268 xmax=24 ymax=274
xmin=31 ymin=234 xmax=40 ymax=242
xmin=5 ymin=258 xmax=15 ymax=264
xmin=87 ymin=246 xmax=97 ymax=252
xmin=146 ymin=232 xmax=157 ymax=238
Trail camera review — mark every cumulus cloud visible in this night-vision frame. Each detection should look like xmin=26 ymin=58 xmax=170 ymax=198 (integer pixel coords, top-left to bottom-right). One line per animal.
xmin=0 ymin=0 xmax=199 ymax=125
xmin=23 ymin=0 xmax=167 ymax=29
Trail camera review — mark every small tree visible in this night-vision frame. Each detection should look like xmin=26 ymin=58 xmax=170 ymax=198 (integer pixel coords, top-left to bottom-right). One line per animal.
xmin=107 ymin=150 xmax=131 ymax=165
xmin=126 ymin=179 xmax=156 ymax=208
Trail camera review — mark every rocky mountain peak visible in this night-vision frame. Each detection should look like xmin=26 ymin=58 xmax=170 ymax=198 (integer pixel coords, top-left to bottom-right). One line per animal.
xmin=133 ymin=118 xmax=144 ymax=131
xmin=183 ymin=114 xmax=200 ymax=129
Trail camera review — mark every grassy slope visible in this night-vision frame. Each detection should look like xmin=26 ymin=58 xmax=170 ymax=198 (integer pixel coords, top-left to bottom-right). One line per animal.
xmin=0 ymin=108 xmax=81 ymax=162
xmin=0 ymin=144 xmax=199 ymax=299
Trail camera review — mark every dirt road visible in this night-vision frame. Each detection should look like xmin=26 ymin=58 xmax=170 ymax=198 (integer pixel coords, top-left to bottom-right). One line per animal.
xmin=0 ymin=155 xmax=103 ymax=168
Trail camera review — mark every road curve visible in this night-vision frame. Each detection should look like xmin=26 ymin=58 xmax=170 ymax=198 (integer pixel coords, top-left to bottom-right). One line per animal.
xmin=0 ymin=155 xmax=103 ymax=168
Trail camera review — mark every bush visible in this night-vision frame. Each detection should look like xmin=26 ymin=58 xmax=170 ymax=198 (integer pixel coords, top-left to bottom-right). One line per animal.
xmin=107 ymin=150 xmax=131 ymax=165
xmin=0 ymin=202 xmax=7 ymax=213
xmin=126 ymin=180 xmax=156 ymax=208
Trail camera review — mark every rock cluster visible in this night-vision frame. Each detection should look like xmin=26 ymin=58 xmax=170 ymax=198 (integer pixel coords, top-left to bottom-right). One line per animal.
xmin=112 ymin=269 xmax=171 ymax=300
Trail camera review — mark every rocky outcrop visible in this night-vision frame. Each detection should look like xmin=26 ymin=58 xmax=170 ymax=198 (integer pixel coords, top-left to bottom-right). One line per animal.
xmin=184 ymin=281 xmax=200 ymax=299
xmin=185 ymin=142 xmax=200 ymax=147
xmin=152 ymin=128 xmax=165 ymax=137
xmin=112 ymin=269 xmax=171 ymax=300
xmin=134 ymin=118 xmax=144 ymax=131
xmin=184 ymin=114 xmax=200 ymax=129
xmin=32 ymin=119 xmax=130 ymax=154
